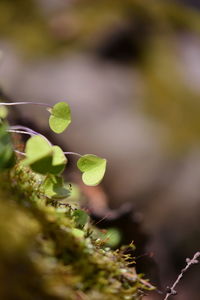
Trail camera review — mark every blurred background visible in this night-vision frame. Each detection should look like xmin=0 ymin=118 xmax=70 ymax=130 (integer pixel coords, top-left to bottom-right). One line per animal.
xmin=0 ymin=0 xmax=200 ymax=299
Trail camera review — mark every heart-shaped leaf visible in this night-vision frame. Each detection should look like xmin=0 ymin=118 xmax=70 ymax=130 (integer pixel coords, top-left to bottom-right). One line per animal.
xmin=23 ymin=135 xmax=53 ymax=174
xmin=49 ymin=102 xmax=71 ymax=134
xmin=77 ymin=154 xmax=107 ymax=186
xmin=42 ymin=175 xmax=70 ymax=199
xmin=48 ymin=145 xmax=67 ymax=175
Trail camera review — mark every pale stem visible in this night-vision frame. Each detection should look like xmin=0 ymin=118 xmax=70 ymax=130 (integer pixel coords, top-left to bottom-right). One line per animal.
xmin=64 ymin=152 xmax=82 ymax=157
xmin=10 ymin=125 xmax=39 ymax=134
xmin=9 ymin=127 xmax=52 ymax=145
xmin=8 ymin=129 xmax=34 ymax=137
xmin=14 ymin=150 xmax=26 ymax=156
xmin=0 ymin=101 xmax=52 ymax=108
xmin=8 ymin=128 xmax=82 ymax=158
xmin=14 ymin=150 xmax=82 ymax=158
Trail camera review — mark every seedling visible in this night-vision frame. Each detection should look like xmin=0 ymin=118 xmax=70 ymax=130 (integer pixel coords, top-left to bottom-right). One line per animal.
xmin=0 ymin=101 xmax=107 ymax=199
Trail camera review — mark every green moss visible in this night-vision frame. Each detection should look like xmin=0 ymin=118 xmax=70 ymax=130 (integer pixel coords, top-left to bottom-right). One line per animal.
xmin=0 ymin=160 xmax=151 ymax=299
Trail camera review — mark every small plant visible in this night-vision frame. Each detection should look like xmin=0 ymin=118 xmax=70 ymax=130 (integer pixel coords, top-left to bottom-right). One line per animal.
xmin=0 ymin=100 xmax=107 ymax=199
xmin=0 ymin=99 xmax=152 ymax=300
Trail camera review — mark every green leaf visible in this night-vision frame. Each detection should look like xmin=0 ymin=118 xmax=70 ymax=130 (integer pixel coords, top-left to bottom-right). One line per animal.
xmin=104 ymin=228 xmax=121 ymax=248
xmin=0 ymin=123 xmax=15 ymax=170
xmin=23 ymin=136 xmax=67 ymax=175
xmin=49 ymin=102 xmax=71 ymax=134
xmin=0 ymin=106 xmax=8 ymax=119
xmin=73 ymin=209 xmax=89 ymax=228
xmin=77 ymin=154 xmax=107 ymax=186
xmin=42 ymin=175 xmax=70 ymax=199
xmin=48 ymin=145 xmax=67 ymax=175
xmin=23 ymin=135 xmax=53 ymax=174
xmin=71 ymin=228 xmax=84 ymax=239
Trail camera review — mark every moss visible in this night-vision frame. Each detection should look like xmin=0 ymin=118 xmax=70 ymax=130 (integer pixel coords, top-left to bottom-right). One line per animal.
xmin=0 ymin=161 xmax=151 ymax=299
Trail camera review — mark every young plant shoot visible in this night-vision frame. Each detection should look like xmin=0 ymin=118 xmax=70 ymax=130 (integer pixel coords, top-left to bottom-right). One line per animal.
xmin=0 ymin=100 xmax=151 ymax=300
xmin=0 ymin=101 xmax=107 ymax=196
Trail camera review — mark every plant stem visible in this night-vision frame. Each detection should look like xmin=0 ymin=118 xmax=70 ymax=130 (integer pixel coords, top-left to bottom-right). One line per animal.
xmin=9 ymin=126 xmax=52 ymax=145
xmin=0 ymin=101 xmax=52 ymax=108
xmin=8 ymin=130 xmax=34 ymax=137
xmin=64 ymin=152 xmax=82 ymax=157
xmin=14 ymin=150 xmax=82 ymax=158
xmin=9 ymin=127 xmax=82 ymax=158
xmin=10 ymin=125 xmax=39 ymax=134
xmin=14 ymin=150 xmax=26 ymax=156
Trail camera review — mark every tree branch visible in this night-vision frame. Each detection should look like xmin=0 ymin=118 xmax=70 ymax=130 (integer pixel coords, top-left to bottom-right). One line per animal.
xmin=163 ymin=251 xmax=200 ymax=300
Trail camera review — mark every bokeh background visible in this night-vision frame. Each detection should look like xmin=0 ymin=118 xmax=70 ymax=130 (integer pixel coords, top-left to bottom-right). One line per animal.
xmin=0 ymin=0 xmax=200 ymax=299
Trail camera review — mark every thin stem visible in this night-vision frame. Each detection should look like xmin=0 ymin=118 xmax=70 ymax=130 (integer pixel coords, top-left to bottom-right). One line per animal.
xmin=9 ymin=127 xmax=82 ymax=158
xmin=0 ymin=101 xmax=52 ymax=108
xmin=10 ymin=125 xmax=38 ymax=134
xmin=8 ymin=129 xmax=34 ymax=137
xmin=9 ymin=127 xmax=52 ymax=146
xmin=14 ymin=150 xmax=82 ymax=158
xmin=163 ymin=251 xmax=200 ymax=300
xmin=64 ymin=152 xmax=82 ymax=157
xmin=14 ymin=150 xmax=26 ymax=156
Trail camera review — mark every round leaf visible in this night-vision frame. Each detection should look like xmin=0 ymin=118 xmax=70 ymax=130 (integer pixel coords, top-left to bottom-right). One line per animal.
xmin=48 ymin=145 xmax=67 ymax=175
xmin=42 ymin=175 xmax=70 ymax=199
xmin=49 ymin=102 xmax=71 ymax=134
xmin=73 ymin=209 xmax=89 ymax=228
xmin=23 ymin=136 xmax=53 ymax=174
xmin=77 ymin=154 xmax=107 ymax=186
xmin=104 ymin=228 xmax=122 ymax=248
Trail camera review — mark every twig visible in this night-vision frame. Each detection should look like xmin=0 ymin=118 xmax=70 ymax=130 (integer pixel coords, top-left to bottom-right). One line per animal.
xmin=163 ymin=251 xmax=200 ymax=300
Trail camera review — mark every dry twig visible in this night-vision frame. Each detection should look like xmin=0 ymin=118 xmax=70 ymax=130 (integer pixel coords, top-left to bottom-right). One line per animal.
xmin=163 ymin=251 xmax=200 ymax=300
